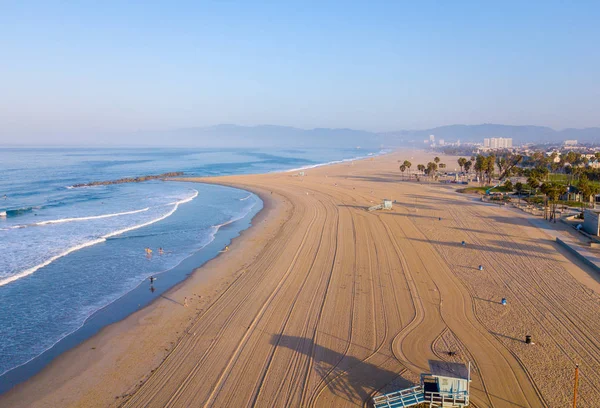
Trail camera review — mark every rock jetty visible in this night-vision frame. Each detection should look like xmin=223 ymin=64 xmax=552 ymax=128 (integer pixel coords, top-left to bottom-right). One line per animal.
xmin=71 ymin=172 xmax=184 ymax=188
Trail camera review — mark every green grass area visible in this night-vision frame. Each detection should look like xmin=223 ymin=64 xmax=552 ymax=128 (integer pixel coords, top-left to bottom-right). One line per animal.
xmin=521 ymin=197 xmax=590 ymax=208
xmin=548 ymin=174 xmax=568 ymax=183
xmin=556 ymin=200 xmax=586 ymax=208
xmin=458 ymin=185 xmax=513 ymax=194
xmin=546 ymin=173 xmax=600 ymax=188
xmin=523 ymin=196 xmax=544 ymax=205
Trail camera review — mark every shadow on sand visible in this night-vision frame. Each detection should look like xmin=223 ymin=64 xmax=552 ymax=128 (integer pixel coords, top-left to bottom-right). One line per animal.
xmin=271 ymin=334 xmax=414 ymax=405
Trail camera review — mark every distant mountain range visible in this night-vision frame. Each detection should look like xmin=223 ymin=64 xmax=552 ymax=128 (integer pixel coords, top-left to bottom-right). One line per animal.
xmin=140 ymin=123 xmax=599 ymax=148
xmin=144 ymin=124 xmax=385 ymax=148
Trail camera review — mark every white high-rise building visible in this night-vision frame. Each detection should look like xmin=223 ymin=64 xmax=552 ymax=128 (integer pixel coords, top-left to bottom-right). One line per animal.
xmin=564 ymin=140 xmax=578 ymax=146
xmin=429 ymin=135 xmax=435 ymax=143
xmin=484 ymin=137 xmax=512 ymax=149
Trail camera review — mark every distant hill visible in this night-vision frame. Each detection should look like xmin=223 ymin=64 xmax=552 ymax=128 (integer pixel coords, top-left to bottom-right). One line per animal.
xmin=136 ymin=123 xmax=599 ymax=148
xmin=381 ymin=124 xmax=600 ymax=144
xmin=143 ymin=124 xmax=384 ymax=148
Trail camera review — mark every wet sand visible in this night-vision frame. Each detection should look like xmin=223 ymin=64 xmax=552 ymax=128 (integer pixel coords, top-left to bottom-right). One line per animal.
xmin=2 ymin=150 xmax=600 ymax=408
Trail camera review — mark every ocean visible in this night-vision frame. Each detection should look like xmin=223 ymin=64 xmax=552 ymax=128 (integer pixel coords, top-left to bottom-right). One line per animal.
xmin=0 ymin=146 xmax=381 ymax=389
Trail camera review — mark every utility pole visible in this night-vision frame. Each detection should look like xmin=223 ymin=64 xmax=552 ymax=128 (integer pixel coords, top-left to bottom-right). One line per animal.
xmin=573 ymin=364 xmax=579 ymax=408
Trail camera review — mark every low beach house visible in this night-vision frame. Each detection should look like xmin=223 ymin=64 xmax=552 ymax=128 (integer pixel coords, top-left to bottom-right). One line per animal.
xmin=583 ymin=209 xmax=600 ymax=236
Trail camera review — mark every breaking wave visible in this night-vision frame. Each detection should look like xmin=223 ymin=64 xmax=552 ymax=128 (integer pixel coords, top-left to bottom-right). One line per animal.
xmin=0 ymin=190 xmax=198 ymax=287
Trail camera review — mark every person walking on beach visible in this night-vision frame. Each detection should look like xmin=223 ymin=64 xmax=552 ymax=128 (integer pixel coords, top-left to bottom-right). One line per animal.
xmin=184 ymin=297 xmax=188 ymax=307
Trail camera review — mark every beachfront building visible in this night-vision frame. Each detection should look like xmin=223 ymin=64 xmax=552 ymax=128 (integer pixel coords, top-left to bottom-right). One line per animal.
xmin=484 ymin=137 xmax=513 ymax=149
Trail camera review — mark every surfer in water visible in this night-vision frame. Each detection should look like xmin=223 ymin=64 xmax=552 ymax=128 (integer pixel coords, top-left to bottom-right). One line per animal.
xmin=149 ymin=276 xmax=155 ymax=284
xmin=158 ymin=247 xmax=164 ymax=255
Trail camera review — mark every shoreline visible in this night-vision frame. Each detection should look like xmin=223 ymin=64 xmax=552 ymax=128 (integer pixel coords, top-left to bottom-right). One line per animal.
xmin=3 ymin=149 xmax=599 ymax=407
xmin=0 ymin=148 xmax=383 ymax=399
xmin=0 ymin=185 xmax=269 ymax=398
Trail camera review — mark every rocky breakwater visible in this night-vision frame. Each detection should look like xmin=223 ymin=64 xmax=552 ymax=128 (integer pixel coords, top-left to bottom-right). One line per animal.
xmin=71 ymin=172 xmax=184 ymax=188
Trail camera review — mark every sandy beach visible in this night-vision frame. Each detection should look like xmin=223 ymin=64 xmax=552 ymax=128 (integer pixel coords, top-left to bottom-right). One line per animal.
xmin=2 ymin=150 xmax=600 ymax=408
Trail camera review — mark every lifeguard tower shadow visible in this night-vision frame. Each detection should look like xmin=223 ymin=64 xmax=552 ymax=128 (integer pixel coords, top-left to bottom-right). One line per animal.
xmin=271 ymin=334 xmax=414 ymax=406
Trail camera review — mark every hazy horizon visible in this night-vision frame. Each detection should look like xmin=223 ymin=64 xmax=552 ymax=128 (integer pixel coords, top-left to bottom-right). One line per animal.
xmin=1 ymin=1 xmax=599 ymax=145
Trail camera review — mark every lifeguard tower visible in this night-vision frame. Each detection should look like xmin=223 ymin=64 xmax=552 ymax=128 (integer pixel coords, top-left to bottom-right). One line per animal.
xmin=373 ymin=361 xmax=471 ymax=408
xmin=368 ymin=199 xmax=393 ymax=212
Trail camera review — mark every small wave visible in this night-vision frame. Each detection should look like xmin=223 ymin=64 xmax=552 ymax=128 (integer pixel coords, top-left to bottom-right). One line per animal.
xmin=167 ymin=189 xmax=199 ymax=206
xmin=4 ymin=207 xmax=35 ymax=217
xmin=240 ymin=194 xmax=252 ymax=201
xmin=196 ymin=198 xmax=258 ymax=253
xmin=10 ymin=208 xmax=150 ymax=229
xmin=0 ymin=238 xmax=106 ymax=287
xmin=7 ymin=207 xmax=150 ymax=229
xmin=0 ymin=189 xmax=198 ymax=288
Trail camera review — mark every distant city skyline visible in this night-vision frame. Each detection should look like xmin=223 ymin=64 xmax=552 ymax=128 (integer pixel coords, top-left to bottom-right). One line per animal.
xmin=1 ymin=1 xmax=599 ymax=144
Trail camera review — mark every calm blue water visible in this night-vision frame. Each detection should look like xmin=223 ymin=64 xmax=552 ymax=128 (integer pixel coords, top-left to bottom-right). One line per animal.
xmin=0 ymin=147 xmax=380 ymax=380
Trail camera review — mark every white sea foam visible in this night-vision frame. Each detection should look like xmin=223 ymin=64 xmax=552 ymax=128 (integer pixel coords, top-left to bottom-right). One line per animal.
xmin=0 ymin=191 xmax=256 ymax=378
xmin=7 ymin=207 xmax=150 ymax=229
xmin=0 ymin=238 xmax=107 ymax=287
xmin=166 ymin=189 xmax=199 ymax=206
xmin=0 ymin=190 xmax=198 ymax=287
xmin=191 ymin=195 xmax=258 ymax=255
xmin=240 ymin=194 xmax=252 ymax=201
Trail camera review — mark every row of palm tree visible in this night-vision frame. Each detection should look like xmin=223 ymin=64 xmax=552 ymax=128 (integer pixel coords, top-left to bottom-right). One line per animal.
xmin=399 ymin=157 xmax=446 ymax=179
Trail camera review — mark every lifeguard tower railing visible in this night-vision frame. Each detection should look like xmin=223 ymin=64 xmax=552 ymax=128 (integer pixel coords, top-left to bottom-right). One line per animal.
xmin=373 ymin=387 xmax=469 ymax=408
xmin=372 ymin=385 xmax=425 ymax=408
xmin=422 ymin=390 xmax=469 ymax=407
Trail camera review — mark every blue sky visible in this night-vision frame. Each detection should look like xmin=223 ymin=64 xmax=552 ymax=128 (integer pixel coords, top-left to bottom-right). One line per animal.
xmin=1 ymin=1 xmax=599 ymax=140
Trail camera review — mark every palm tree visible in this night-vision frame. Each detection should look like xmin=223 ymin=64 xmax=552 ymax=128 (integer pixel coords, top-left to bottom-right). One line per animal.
xmin=417 ymin=164 xmax=425 ymax=174
xmin=399 ymin=164 xmax=406 ymax=178
xmin=527 ymin=176 xmax=540 ymax=197
xmin=434 ymin=156 xmax=440 ymax=164
xmin=457 ymin=157 xmax=467 ymax=172
xmin=474 ymin=155 xmax=486 ymax=185
xmin=578 ymin=174 xmax=599 ymax=209
xmin=485 ymin=154 xmax=495 ymax=185
xmin=426 ymin=162 xmax=438 ymax=179
xmin=403 ymin=160 xmax=412 ymax=178
xmin=541 ymin=182 xmax=566 ymax=222
xmin=515 ymin=182 xmax=525 ymax=205
xmin=464 ymin=160 xmax=472 ymax=174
